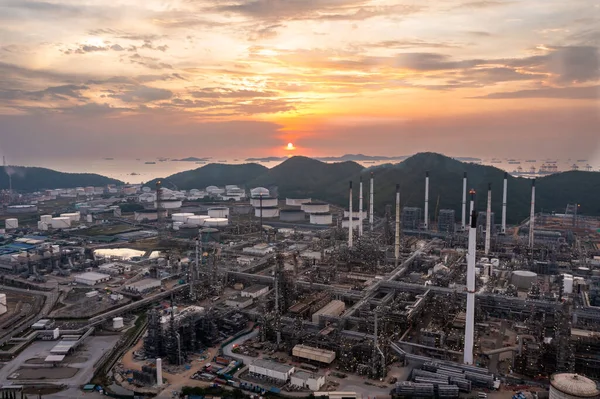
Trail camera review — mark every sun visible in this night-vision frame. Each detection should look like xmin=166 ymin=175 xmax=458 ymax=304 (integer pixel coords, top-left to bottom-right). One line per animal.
xmin=285 ymin=142 xmax=296 ymax=151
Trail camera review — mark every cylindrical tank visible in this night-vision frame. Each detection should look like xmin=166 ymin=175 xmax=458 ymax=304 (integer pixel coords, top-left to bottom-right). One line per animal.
xmin=155 ymin=199 xmax=182 ymax=209
xmin=40 ymin=215 xmax=53 ymax=223
xmin=510 ymin=270 xmax=538 ymax=289
xmin=142 ymin=186 xmax=151 ymax=193
xmin=250 ymin=187 xmax=270 ymax=197
xmin=37 ymin=221 xmax=49 ymax=231
xmin=5 ymin=218 xmax=18 ymax=230
xmin=208 ymin=207 xmax=229 ymax=218
xmin=204 ymin=218 xmax=229 ymax=227
xmin=185 ymin=215 xmax=209 ymax=226
xmin=310 ymin=213 xmax=333 ymax=225
xmin=113 ymin=317 xmax=124 ymax=329
xmin=550 ymin=373 xmax=600 ymax=399
xmin=200 ymin=228 xmax=221 ymax=242
xmin=51 ymin=217 xmax=72 ymax=229
xmin=7 ymin=205 xmax=38 ymax=214
xmin=302 ymin=202 xmax=330 ymax=214
xmin=250 ymin=197 xmax=278 ymax=207
xmin=254 ymin=207 xmax=279 ymax=218
xmin=279 ymin=209 xmax=306 ymax=222
xmin=286 ymin=198 xmax=311 ymax=206
xmin=60 ymin=212 xmax=81 ymax=222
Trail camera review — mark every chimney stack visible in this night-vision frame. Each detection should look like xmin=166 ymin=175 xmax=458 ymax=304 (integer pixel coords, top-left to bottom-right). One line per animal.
xmin=395 ymin=184 xmax=400 ymax=267
xmin=156 ymin=358 xmax=163 ymax=386
xmin=469 ymin=189 xmax=475 ymax=225
xmin=348 ymin=181 xmax=353 ymax=248
xmin=461 ymin=172 xmax=467 ymax=230
xmin=485 ymin=183 xmax=492 ymax=255
xmin=502 ymin=172 xmax=507 ymax=234
xmin=464 ymin=196 xmax=477 ymax=365
xmin=424 ymin=171 xmax=430 ymax=230
xmin=529 ymin=179 xmax=535 ymax=247
xmin=359 ymin=176 xmax=364 ymax=237
xmin=369 ymin=172 xmax=374 ymax=231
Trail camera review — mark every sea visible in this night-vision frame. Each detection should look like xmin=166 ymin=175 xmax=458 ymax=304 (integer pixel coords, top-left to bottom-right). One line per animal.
xmin=25 ymin=157 xmax=599 ymax=185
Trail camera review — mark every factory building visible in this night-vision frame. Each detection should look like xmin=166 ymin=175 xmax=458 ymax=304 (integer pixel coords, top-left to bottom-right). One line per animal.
xmin=312 ymin=300 xmax=345 ymax=323
xmin=134 ymin=209 xmax=160 ymax=222
xmin=124 ymin=279 xmax=162 ymax=294
xmin=402 ymin=207 xmax=423 ymax=230
xmin=74 ymin=272 xmax=111 ymax=286
xmin=279 ymin=209 xmax=306 ymax=222
xmin=342 ymin=217 xmax=360 ymax=229
xmin=241 ymin=285 xmax=269 ymax=298
xmin=438 ymin=209 xmax=456 ymax=233
xmin=477 ymin=211 xmax=496 ymax=234
xmin=6 ymin=204 xmax=38 ymax=214
xmin=243 ymin=243 xmax=274 ymax=256
xmin=97 ymin=262 xmax=131 ymax=275
xmin=549 ymin=373 xmax=599 ymax=399
xmin=4 ymin=218 xmax=18 ymax=230
xmin=225 ymin=295 xmax=253 ymax=309
xmin=292 ymin=344 xmax=336 ymax=364
xmin=290 ymin=370 xmax=326 ymax=391
xmin=249 ymin=359 xmax=295 ymax=382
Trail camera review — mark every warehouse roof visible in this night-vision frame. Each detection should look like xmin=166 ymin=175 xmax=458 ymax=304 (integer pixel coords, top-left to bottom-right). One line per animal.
xmin=227 ymin=295 xmax=252 ymax=303
xmin=76 ymin=272 xmax=110 ymax=281
xmin=45 ymin=355 xmax=65 ymax=362
xmin=252 ymin=358 xmax=294 ymax=373
xmin=293 ymin=344 xmax=335 ymax=358
xmin=127 ymin=278 xmax=161 ymax=287
xmin=293 ymin=370 xmax=323 ymax=380
xmin=243 ymin=285 xmax=268 ymax=294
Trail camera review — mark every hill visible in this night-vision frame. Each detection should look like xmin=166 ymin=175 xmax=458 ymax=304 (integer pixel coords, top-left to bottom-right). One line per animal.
xmin=0 ymin=166 xmax=122 ymax=191
xmin=146 ymin=163 xmax=268 ymax=190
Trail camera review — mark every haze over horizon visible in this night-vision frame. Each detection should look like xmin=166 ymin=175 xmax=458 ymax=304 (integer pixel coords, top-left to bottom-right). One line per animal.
xmin=0 ymin=0 xmax=599 ymax=167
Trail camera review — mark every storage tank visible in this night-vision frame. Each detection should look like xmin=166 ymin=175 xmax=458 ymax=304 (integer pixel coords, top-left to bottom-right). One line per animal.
xmin=250 ymin=196 xmax=278 ymax=207
xmin=302 ymin=202 xmax=330 ymax=214
xmin=7 ymin=204 xmax=38 ymax=214
xmin=185 ymin=215 xmax=209 ymax=226
xmin=155 ymin=199 xmax=182 ymax=209
xmin=40 ymin=215 xmax=52 ymax=223
xmin=51 ymin=217 xmax=72 ymax=229
xmin=204 ymin=218 xmax=229 ymax=227
xmin=5 ymin=218 xmax=18 ymax=230
xmin=200 ymin=227 xmax=221 ymax=242
xmin=510 ymin=270 xmax=538 ymax=289
xmin=550 ymin=373 xmax=600 ymax=399
xmin=142 ymin=186 xmax=151 ymax=193
xmin=254 ymin=206 xmax=279 ymax=218
xmin=208 ymin=207 xmax=229 ymax=218
xmin=60 ymin=212 xmax=81 ymax=222
xmin=279 ymin=209 xmax=306 ymax=222
xmin=113 ymin=317 xmax=124 ymax=329
xmin=286 ymin=198 xmax=311 ymax=206
xmin=250 ymin=187 xmax=270 ymax=198
xmin=310 ymin=213 xmax=333 ymax=225
xmin=86 ymin=214 xmax=93 ymax=223
xmin=37 ymin=221 xmax=49 ymax=231
xmin=206 ymin=186 xmax=225 ymax=195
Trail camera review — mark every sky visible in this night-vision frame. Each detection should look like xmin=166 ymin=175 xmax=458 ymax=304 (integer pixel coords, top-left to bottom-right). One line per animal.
xmin=0 ymin=0 xmax=599 ymax=167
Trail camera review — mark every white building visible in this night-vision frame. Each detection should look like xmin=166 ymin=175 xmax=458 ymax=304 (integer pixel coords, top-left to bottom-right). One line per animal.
xmin=75 ymin=272 xmax=111 ymax=286
xmin=124 ymin=278 xmax=161 ymax=294
xmin=292 ymin=344 xmax=336 ymax=364
xmin=249 ymin=359 xmax=295 ymax=382
xmin=98 ymin=262 xmax=131 ymax=275
xmin=241 ymin=285 xmax=269 ymax=298
xmin=242 ymin=243 xmax=274 ymax=256
xmin=291 ymin=370 xmax=326 ymax=391
xmin=225 ymin=296 xmax=253 ymax=309
xmin=312 ymin=300 xmax=346 ymax=324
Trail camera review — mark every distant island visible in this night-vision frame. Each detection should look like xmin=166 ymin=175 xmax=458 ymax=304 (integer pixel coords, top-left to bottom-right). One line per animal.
xmin=245 ymin=157 xmax=286 ymax=162
xmin=173 ymin=157 xmax=212 ymax=162
xmin=316 ymin=154 xmax=409 ymax=162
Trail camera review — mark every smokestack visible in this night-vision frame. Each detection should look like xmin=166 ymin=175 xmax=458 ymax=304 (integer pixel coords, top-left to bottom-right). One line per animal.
xmin=395 ymin=184 xmax=400 ymax=267
xmin=461 ymin=172 xmax=467 ymax=230
xmin=485 ymin=183 xmax=492 ymax=255
xmin=348 ymin=181 xmax=353 ymax=248
xmin=156 ymin=358 xmax=163 ymax=386
xmin=464 ymin=207 xmax=478 ymax=365
xmin=502 ymin=172 xmax=507 ymax=234
xmin=369 ymin=172 xmax=374 ymax=231
xmin=424 ymin=171 xmax=429 ymax=230
xmin=359 ymin=176 xmax=364 ymax=237
xmin=529 ymin=179 xmax=535 ymax=247
xmin=469 ymin=189 xmax=475 ymax=225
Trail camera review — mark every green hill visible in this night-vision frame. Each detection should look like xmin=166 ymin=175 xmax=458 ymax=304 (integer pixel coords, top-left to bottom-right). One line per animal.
xmin=146 ymin=163 xmax=268 ymax=190
xmin=0 ymin=166 xmax=122 ymax=191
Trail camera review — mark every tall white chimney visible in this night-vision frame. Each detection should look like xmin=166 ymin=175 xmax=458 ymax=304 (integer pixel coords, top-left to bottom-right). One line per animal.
xmin=469 ymin=189 xmax=475 ymax=225
xmin=359 ymin=176 xmax=364 ymax=237
xmin=348 ymin=181 xmax=353 ymax=248
xmin=464 ymin=197 xmax=477 ymax=365
xmin=485 ymin=183 xmax=492 ymax=255
xmin=424 ymin=171 xmax=429 ymax=230
xmin=369 ymin=172 xmax=374 ymax=231
xmin=501 ymin=172 xmax=507 ymax=234
xmin=529 ymin=179 xmax=535 ymax=247
xmin=461 ymin=172 xmax=467 ymax=230
xmin=395 ymin=183 xmax=400 ymax=267
xmin=156 ymin=358 xmax=163 ymax=386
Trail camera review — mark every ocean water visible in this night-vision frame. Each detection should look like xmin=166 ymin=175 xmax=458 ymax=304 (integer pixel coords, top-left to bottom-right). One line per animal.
xmin=24 ymin=157 xmax=598 ymax=185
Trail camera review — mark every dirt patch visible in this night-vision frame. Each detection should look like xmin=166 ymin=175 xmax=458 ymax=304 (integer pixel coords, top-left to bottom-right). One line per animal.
xmin=14 ymin=367 xmax=78 ymax=380
xmin=24 ymin=358 xmax=47 ymax=364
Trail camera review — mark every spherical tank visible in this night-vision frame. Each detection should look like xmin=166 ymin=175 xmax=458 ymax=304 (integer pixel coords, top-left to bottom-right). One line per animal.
xmin=550 ymin=373 xmax=600 ymax=399
xmin=510 ymin=270 xmax=538 ymax=289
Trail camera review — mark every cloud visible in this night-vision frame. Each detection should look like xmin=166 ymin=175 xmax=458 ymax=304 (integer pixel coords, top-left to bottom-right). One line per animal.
xmin=128 ymin=54 xmax=173 ymax=70
xmin=0 ymin=84 xmax=89 ymax=101
xmin=190 ymin=88 xmax=277 ymax=99
xmin=111 ymin=86 xmax=173 ymax=103
xmin=369 ymin=39 xmax=465 ymax=49
xmin=456 ymin=1 xmax=515 ymax=9
xmin=471 ymin=85 xmax=600 ymax=99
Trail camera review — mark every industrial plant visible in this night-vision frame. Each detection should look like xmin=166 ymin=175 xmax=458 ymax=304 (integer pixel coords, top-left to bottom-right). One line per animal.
xmin=0 ymin=165 xmax=599 ymax=399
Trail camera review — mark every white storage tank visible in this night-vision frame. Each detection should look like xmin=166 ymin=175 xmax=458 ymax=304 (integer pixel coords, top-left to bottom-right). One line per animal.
xmin=310 ymin=213 xmax=333 ymax=225
xmin=51 ymin=217 xmax=72 ymax=229
xmin=5 ymin=218 xmax=18 ymax=230
xmin=250 ymin=187 xmax=270 ymax=198
xmin=40 ymin=215 xmax=53 ymax=223
xmin=204 ymin=218 xmax=229 ymax=227
xmin=302 ymin=202 xmax=330 ymax=214
xmin=550 ymin=373 xmax=600 ymax=399
xmin=60 ymin=212 xmax=80 ymax=222
xmin=155 ymin=199 xmax=182 ymax=209
xmin=113 ymin=317 xmax=124 ymax=329
xmin=208 ymin=207 xmax=229 ymax=218
xmin=510 ymin=270 xmax=538 ymax=289
xmin=250 ymin=196 xmax=278 ymax=207
xmin=172 ymin=213 xmax=194 ymax=223
xmin=254 ymin=207 xmax=279 ymax=218
xmin=86 ymin=214 xmax=93 ymax=223
xmin=286 ymin=198 xmax=311 ymax=206
xmin=37 ymin=221 xmax=49 ymax=231
xmin=185 ymin=215 xmax=208 ymax=226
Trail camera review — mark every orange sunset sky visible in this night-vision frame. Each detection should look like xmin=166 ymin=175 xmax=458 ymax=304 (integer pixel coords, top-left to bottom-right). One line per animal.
xmin=0 ymin=0 xmax=598 ymax=164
